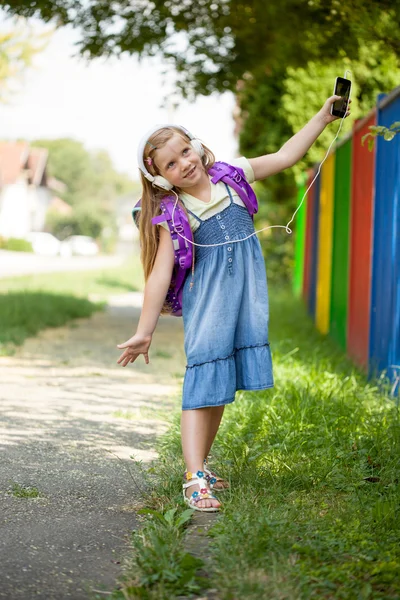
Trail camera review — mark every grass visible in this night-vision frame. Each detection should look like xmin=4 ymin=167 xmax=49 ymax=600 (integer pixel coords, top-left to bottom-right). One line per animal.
xmin=0 ymin=255 xmax=144 ymax=298
xmin=0 ymin=255 xmax=144 ymax=355
xmin=108 ymin=287 xmax=400 ymax=600
xmin=8 ymin=482 xmax=42 ymax=499
xmin=0 ymin=291 xmax=103 ymax=355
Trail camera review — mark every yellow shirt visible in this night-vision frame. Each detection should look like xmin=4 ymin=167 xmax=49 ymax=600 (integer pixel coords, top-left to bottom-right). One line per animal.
xmin=159 ymin=157 xmax=254 ymax=232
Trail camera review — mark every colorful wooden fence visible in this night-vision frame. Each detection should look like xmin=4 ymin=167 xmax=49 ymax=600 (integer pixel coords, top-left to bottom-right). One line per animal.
xmin=294 ymin=86 xmax=400 ymax=395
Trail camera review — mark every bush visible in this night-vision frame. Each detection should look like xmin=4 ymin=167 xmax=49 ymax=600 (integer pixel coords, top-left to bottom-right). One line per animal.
xmin=0 ymin=237 xmax=33 ymax=252
xmin=46 ymin=208 xmax=104 ymax=240
xmin=254 ymin=183 xmax=295 ymax=286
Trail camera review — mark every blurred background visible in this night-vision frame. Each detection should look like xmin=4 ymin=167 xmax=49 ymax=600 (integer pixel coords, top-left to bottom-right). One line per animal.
xmin=0 ymin=1 xmax=399 ymax=284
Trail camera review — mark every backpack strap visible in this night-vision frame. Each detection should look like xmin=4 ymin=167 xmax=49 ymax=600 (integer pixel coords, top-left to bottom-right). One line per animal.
xmin=151 ymin=214 xmax=167 ymax=225
xmin=208 ymin=161 xmax=258 ymax=215
xmin=131 ymin=195 xmax=193 ymax=317
xmin=160 ymin=198 xmax=193 ymax=267
xmin=133 ymin=196 xmax=193 ymax=262
xmin=158 ymin=197 xmax=193 ymax=315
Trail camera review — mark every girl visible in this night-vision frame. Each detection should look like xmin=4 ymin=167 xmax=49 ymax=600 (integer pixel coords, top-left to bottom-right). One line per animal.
xmin=117 ymin=94 xmax=350 ymax=512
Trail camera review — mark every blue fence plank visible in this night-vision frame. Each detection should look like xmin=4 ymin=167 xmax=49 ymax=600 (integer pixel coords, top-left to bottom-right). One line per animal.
xmin=369 ymin=93 xmax=400 ymax=394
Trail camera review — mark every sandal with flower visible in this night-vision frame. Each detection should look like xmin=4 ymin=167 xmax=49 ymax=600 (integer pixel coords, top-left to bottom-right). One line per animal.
xmin=203 ymin=458 xmax=230 ymax=492
xmin=183 ymin=470 xmax=221 ymax=512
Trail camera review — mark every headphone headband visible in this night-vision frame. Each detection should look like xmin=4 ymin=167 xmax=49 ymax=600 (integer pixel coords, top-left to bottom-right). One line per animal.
xmin=137 ymin=124 xmax=203 ymax=190
xmin=137 ymin=124 xmax=195 ymax=175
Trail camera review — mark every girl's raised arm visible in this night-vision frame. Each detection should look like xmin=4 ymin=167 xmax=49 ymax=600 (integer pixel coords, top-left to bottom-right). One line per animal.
xmin=117 ymin=227 xmax=175 ymax=367
xmin=248 ymin=94 xmax=351 ymax=181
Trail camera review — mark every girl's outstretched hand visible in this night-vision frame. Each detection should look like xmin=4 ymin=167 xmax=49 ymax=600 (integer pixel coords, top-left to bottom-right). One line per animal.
xmin=116 ymin=333 xmax=152 ymax=367
xmin=319 ymin=95 xmax=352 ymax=125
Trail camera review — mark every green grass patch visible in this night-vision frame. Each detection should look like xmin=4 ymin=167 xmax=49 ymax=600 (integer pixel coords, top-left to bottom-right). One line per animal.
xmin=0 ymin=255 xmax=144 ymax=298
xmin=0 ymin=291 xmax=103 ymax=354
xmin=112 ymin=287 xmax=400 ymax=600
xmin=0 ymin=255 xmax=144 ymax=354
xmin=8 ymin=482 xmax=42 ymax=498
xmin=93 ymin=508 xmax=204 ymax=600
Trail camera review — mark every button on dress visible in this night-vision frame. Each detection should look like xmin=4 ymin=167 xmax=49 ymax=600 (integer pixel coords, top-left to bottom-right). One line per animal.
xmin=181 ymin=185 xmax=274 ymax=410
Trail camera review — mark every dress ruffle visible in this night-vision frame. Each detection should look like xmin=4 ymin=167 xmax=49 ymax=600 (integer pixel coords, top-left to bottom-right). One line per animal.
xmin=182 ymin=343 xmax=274 ymax=410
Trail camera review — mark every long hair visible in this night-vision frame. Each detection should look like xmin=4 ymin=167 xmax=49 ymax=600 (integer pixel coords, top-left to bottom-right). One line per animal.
xmin=138 ymin=127 xmax=215 ymax=299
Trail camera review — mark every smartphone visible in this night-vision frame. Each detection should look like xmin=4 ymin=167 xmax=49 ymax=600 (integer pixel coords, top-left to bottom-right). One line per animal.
xmin=331 ymin=77 xmax=352 ymax=118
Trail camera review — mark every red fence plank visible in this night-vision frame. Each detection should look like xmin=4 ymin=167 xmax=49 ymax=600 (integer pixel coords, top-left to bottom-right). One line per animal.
xmin=347 ymin=113 xmax=376 ymax=369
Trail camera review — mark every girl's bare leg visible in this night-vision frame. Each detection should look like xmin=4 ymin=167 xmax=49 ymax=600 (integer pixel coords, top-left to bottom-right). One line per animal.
xmin=181 ymin=407 xmax=221 ymax=509
xmin=204 ymin=405 xmax=229 ymax=489
xmin=204 ymin=405 xmax=225 ymax=458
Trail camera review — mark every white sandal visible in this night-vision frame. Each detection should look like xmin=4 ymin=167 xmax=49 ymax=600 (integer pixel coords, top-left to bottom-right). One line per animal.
xmin=203 ymin=458 xmax=230 ymax=491
xmin=182 ymin=469 xmax=220 ymax=512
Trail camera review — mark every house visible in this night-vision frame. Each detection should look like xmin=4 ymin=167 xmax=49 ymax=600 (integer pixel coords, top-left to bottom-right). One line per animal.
xmin=0 ymin=141 xmax=52 ymax=238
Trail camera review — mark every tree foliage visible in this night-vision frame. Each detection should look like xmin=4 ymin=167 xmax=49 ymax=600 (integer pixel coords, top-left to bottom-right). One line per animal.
xmin=32 ymin=138 xmax=135 ymax=212
xmin=3 ymin=0 xmax=400 ymax=97
xmin=46 ymin=208 xmax=104 ymax=240
xmin=237 ymin=42 xmax=400 ymax=284
xmin=0 ymin=19 xmax=49 ymax=102
xmin=5 ymin=1 xmax=400 ymax=279
xmin=239 ymin=42 xmax=400 ymax=191
xmin=33 ymin=138 xmax=137 ymax=243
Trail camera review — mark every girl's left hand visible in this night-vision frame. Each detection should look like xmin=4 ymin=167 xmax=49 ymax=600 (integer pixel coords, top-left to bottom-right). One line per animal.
xmin=319 ymin=95 xmax=352 ymax=125
xmin=116 ymin=333 xmax=152 ymax=367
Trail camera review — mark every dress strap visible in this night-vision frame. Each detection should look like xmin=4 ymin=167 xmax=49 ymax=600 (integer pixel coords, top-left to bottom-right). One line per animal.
xmin=225 ymin=183 xmax=234 ymax=205
xmin=185 ymin=207 xmax=203 ymax=223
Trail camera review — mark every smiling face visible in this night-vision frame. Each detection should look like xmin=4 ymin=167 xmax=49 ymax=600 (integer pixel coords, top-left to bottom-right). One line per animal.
xmin=153 ymin=133 xmax=207 ymax=192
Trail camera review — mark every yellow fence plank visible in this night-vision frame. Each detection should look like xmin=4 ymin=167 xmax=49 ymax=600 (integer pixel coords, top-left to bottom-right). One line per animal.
xmin=316 ymin=153 xmax=335 ymax=334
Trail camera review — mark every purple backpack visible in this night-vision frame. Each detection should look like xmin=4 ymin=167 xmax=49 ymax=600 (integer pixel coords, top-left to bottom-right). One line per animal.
xmin=133 ymin=161 xmax=258 ymax=316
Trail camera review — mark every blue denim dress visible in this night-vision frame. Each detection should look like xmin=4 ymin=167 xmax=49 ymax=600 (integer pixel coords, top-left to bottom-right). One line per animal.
xmin=181 ymin=185 xmax=274 ymax=410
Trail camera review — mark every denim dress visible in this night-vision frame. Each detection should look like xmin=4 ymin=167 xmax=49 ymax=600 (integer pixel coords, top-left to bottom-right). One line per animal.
xmin=181 ymin=185 xmax=274 ymax=410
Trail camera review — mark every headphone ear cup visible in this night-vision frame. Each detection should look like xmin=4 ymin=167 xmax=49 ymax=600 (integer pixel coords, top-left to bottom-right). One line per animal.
xmin=153 ymin=175 xmax=173 ymax=191
xmin=191 ymin=139 xmax=205 ymax=158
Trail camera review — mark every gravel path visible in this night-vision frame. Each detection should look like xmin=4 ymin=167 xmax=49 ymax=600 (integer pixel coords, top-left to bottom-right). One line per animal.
xmin=0 ymin=293 xmax=185 ymax=599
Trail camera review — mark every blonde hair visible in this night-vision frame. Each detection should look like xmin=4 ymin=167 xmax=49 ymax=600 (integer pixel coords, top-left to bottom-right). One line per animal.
xmin=138 ymin=126 xmax=215 ymax=313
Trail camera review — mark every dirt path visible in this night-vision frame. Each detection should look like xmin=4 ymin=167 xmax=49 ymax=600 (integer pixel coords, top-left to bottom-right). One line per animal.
xmin=0 ymin=293 xmax=185 ymax=599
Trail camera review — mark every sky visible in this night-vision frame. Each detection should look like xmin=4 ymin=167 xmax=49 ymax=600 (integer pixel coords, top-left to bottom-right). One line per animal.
xmin=0 ymin=14 xmax=238 ymax=179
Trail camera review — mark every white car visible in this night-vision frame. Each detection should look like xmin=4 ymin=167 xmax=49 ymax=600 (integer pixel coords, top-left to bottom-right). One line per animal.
xmin=60 ymin=235 xmax=99 ymax=257
xmin=25 ymin=232 xmax=61 ymax=256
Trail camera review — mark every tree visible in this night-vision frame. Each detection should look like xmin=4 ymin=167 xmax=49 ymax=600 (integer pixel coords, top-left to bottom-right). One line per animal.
xmin=239 ymin=42 xmax=400 ymax=188
xmin=32 ymin=138 xmax=135 ymax=213
xmin=2 ymin=0 xmax=400 ymax=97
xmin=237 ymin=42 xmax=400 ymax=284
xmin=46 ymin=208 xmax=104 ymax=240
xmin=0 ymin=19 xmax=49 ymax=102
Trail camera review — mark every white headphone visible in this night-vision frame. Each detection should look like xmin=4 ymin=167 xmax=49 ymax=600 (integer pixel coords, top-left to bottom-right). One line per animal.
xmin=137 ymin=124 xmax=205 ymax=191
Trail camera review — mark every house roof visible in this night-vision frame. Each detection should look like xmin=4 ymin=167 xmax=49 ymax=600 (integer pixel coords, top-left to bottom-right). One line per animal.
xmin=0 ymin=142 xmax=48 ymax=187
xmin=0 ymin=142 xmax=30 ymax=185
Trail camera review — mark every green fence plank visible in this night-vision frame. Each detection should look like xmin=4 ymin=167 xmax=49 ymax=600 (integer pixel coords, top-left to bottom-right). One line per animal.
xmin=293 ymin=175 xmax=307 ymax=296
xmin=330 ymin=139 xmax=352 ymax=350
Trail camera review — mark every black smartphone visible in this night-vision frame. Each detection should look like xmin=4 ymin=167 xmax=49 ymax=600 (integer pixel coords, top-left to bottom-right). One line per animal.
xmin=331 ymin=77 xmax=351 ymax=118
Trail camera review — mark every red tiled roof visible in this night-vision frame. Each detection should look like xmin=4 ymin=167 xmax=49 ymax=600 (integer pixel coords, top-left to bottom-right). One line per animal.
xmin=0 ymin=142 xmax=30 ymax=185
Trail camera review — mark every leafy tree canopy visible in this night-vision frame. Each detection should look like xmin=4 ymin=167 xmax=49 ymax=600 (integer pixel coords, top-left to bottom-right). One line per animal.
xmin=32 ymin=138 xmax=136 ymax=213
xmin=239 ymin=43 xmax=400 ymax=181
xmin=238 ymin=41 xmax=400 ymax=283
xmin=2 ymin=0 xmax=400 ymax=97
xmin=0 ymin=19 xmax=49 ymax=102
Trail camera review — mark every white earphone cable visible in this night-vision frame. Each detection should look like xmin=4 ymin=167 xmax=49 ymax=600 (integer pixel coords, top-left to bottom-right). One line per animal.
xmin=170 ymin=84 xmax=350 ymax=249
